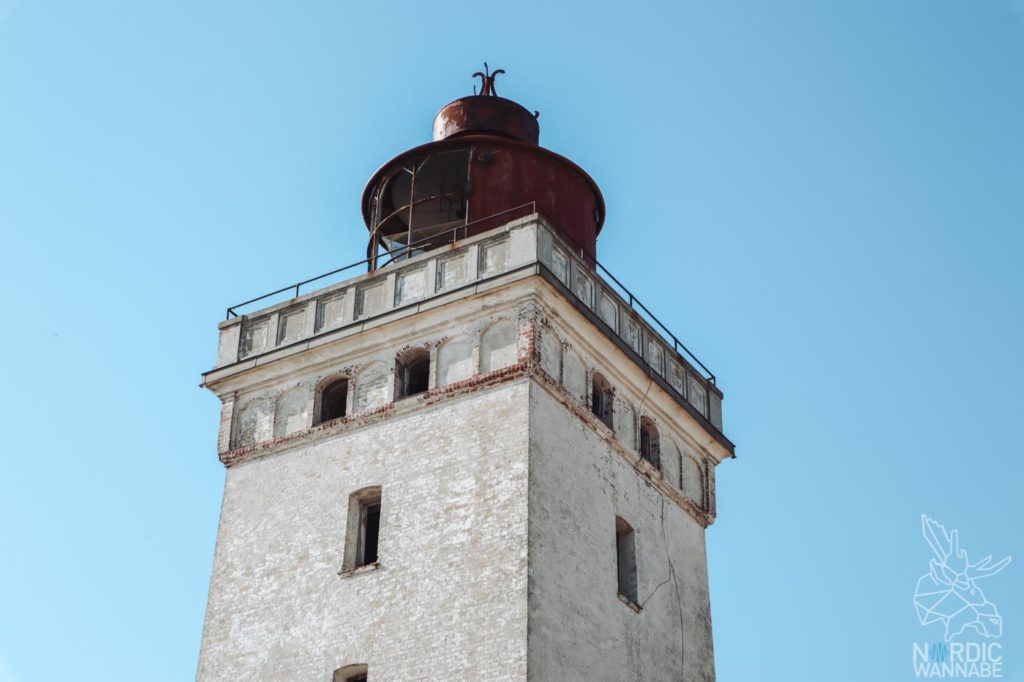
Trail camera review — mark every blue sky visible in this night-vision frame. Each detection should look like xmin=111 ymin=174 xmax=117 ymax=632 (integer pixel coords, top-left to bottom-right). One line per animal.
xmin=1 ymin=1 xmax=1022 ymax=680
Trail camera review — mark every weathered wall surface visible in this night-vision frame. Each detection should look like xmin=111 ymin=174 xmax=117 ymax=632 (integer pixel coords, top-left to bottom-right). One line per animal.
xmin=220 ymin=297 xmax=526 ymax=460
xmin=526 ymin=383 xmax=716 ymax=682
xmin=199 ymin=269 xmax=728 ymax=681
xmin=197 ymin=382 xmax=531 ymax=682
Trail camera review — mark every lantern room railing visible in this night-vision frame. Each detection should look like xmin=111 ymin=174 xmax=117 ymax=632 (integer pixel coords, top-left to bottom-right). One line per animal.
xmin=222 ymin=210 xmax=717 ymax=389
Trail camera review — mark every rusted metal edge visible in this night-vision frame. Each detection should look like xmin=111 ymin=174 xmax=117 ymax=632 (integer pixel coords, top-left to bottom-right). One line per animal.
xmin=359 ymin=135 xmax=605 ymax=236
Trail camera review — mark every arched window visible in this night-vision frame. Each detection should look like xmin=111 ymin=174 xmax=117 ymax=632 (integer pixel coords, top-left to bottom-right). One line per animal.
xmin=396 ymin=348 xmax=430 ymax=398
xmin=591 ymin=372 xmax=614 ymax=430
xmin=316 ymin=377 xmax=349 ymax=425
xmin=639 ymin=417 xmax=660 ymax=469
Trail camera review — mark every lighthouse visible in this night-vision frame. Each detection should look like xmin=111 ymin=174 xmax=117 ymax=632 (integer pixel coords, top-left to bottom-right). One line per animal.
xmin=197 ymin=68 xmax=733 ymax=681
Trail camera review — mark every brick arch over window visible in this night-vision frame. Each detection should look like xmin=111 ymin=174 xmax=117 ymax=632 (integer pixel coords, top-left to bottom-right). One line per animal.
xmin=395 ymin=347 xmax=431 ymax=397
xmin=590 ymin=371 xmax=614 ymax=430
xmin=639 ymin=416 xmax=661 ymax=470
xmin=314 ymin=375 xmax=349 ymax=425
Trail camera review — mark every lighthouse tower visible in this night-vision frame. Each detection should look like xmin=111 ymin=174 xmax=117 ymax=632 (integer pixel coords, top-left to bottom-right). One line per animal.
xmin=197 ymin=69 xmax=734 ymax=682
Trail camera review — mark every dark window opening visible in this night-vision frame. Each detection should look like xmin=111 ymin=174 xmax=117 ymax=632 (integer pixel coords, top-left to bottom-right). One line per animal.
xmin=615 ymin=516 xmax=638 ymax=605
xmin=591 ymin=372 xmax=614 ymax=430
xmin=333 ymin=664 xmax=369 ymax=682
xmin=359 ymin=502 xmax=380 ymax=567
xmin=317 ymin=378 xmax=348 ymax=424
xmin=396 ymin=349 xmax=430 ymax=398
xmin=343 ymin=488 xmax=382 ymax=573
xmin=639 ymin=417 xmax=661 ymax=469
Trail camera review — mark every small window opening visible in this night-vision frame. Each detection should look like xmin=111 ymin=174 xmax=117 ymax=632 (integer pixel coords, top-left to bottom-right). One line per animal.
xmin=396 ymin=348 xmax=430 ymax=398
xmin=615 ymin=516 xmax=638 ymax=605
xmin=360 ymin=501 xmax=380 ymax=566
xmin=343 ymin=487 xmax=382 ymax=572
xmin=333 ymin=664 xmax=368 ymax=682
xmin=639 ymin=417 xmax=661 ymax=469
xmin=591 ymin=372 xmax=614 ymax=430
xmin=317 ymin=378 xmax=348 ymax=424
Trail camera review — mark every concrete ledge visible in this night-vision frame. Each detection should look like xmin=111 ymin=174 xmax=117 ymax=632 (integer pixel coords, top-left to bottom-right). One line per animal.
xmin=337 ymin=562 xmax=380 ymax=578
xmin=618 ymin=593 xmax=642 ymax=613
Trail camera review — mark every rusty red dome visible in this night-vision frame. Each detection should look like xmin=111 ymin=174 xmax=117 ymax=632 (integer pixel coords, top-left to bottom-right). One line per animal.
xmin=362 ymin=67 xmax=604 ymax=269
xmin=432 ymin=95 xmax=539 ymax=145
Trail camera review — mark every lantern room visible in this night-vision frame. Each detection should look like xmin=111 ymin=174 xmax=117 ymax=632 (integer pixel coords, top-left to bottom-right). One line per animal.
xmin=361 ymin=66 xmax=605 ymax=270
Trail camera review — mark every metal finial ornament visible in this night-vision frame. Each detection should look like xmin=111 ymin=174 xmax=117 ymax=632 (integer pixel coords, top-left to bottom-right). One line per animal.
xmin=472 ymin=62 xmax=505 ymax=97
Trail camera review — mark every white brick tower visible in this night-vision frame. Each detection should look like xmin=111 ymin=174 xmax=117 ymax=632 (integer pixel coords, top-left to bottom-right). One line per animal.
xmin=197 ymin=70 xmax=734 ymax=682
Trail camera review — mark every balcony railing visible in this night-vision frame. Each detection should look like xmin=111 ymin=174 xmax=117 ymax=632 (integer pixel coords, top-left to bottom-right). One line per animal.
xmin=214 ymin=212 xmax=723 ymax=432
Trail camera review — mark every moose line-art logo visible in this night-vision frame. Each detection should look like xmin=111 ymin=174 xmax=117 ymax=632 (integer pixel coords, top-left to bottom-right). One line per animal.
xmin=914 ymin=515 xmax=1011 ymax=641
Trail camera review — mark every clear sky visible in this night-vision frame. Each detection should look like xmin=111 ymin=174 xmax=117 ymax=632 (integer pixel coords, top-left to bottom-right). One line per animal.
xmin=1 ymin=1 xmax=1022 ymax=680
